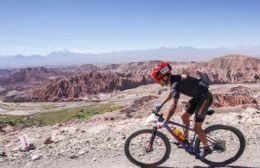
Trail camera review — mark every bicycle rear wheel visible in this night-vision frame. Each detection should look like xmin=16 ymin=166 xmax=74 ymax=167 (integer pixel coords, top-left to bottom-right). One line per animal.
xmin=194 ymin=124 xmax=246 ymax=167
xmin=124 ymin=129 xmax=171 ymax=167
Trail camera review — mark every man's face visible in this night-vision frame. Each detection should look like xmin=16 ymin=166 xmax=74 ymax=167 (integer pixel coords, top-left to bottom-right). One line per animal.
xmin=159 ymin=76 xmax=170 ymax=86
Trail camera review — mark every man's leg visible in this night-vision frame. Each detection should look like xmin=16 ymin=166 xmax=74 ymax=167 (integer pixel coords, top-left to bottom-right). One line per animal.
xmin=182 ymin=98 xmax=197 ymax=138
xmin=194 ymin=122 xmax=212 ymax=158
xmin=194 ymin=122 xmax=208 ymax=147
xmin=194 ymin=92 xmax=213 ymax=157
xmin=181 ymin=112 xmax=191 ymax=138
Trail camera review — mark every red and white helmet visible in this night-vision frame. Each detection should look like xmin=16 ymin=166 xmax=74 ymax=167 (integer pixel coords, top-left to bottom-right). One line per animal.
xmin=150 ymin=62 xmax=172 ymax=83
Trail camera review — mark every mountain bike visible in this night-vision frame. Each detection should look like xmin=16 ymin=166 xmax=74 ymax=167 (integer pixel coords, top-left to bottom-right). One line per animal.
xmin=124 ymin=108 xmax=246 ymax=167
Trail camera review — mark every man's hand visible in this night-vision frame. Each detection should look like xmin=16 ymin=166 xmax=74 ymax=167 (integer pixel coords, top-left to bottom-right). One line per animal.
xmin=156 ymin=121 xmax=166 ymax=129
xmin=155 ymin=104 xmax=163 ymax=112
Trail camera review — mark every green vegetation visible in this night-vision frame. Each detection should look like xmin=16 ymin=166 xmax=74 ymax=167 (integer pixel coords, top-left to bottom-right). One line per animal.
xmin=0 ymin=103 xmax=122 ymax=126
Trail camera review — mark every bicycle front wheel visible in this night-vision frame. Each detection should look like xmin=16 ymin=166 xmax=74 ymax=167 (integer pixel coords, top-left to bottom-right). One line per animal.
xmin=194 ymin=124 xmax=246 ymax=167
xmin=124 ymin=129 xmax=171 ymax=167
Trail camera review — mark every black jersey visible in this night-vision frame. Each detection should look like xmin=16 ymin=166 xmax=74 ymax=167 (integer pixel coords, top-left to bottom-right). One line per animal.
xmin=170 ymin=75 xmax=209 ymax=99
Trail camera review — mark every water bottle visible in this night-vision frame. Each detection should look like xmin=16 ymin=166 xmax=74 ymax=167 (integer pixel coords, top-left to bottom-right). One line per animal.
xmin=172 ymin=127 xmax=186 ymax=142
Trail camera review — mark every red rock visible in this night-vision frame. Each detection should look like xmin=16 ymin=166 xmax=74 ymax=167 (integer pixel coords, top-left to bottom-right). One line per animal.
xmin=44 ymin=137 xmax=54 ymax=144
xmin=212 ymin=94 xmax=258 ymax=108
xmin=0 ymin=55 xmax=259 ymax=102
xmin=189 ymin=55 xmax=260 ymax=84
xmin=32 ymin=71 xmax=152 ymax=102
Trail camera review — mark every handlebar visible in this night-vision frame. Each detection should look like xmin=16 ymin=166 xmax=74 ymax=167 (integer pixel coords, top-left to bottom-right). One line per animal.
xmin=152 ymin=109 xmax=164 ymax=121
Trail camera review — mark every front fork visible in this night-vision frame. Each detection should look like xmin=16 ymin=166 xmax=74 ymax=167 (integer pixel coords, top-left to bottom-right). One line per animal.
xmin=146 ymin=126 xmax=157 ymax=152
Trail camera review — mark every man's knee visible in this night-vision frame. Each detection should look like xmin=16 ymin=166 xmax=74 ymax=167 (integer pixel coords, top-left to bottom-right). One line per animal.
xmin=194 ymin=123 xmax=202 ymax=131
xmin=181 ymin=112 xmax=190 ymax=120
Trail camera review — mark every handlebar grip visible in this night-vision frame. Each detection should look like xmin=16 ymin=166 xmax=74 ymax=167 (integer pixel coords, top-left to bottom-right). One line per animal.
xmin=152 ymin=110 xmax=163 ymax=118
xmin=152 ymin=109 xmax=159 ymax=115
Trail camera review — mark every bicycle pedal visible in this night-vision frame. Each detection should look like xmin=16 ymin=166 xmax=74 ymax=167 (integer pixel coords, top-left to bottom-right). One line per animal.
xmin=195 ymin=154 xmax=201 ymax=159
xmin=173 ymin=142 xmax=183 ymax=148
xmin=173 ymin=142 xmax=180 ymax=145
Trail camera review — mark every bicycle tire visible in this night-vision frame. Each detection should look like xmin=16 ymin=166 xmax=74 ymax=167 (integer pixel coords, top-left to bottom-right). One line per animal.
xmin=124 ymin=129 xmax=171 ymax=167
xmin=194 ymin=124 xmax=246 ymax=167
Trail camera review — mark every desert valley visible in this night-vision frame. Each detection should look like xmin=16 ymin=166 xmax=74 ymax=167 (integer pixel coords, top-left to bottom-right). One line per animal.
xmin=0 ymin=55 xmax=259 ymax=168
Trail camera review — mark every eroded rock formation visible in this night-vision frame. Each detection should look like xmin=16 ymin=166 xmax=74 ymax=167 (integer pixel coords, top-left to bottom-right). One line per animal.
xmin=32 ymin=71 xmax=153 ymax=101
xmin=0 ymin=55 xmax=259 ymax=102
xmin=212 ymin=94 xmax=258 ymax=108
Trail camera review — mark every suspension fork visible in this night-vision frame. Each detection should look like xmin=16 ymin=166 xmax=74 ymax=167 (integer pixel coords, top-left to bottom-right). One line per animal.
xmin=146 ymin=126 xmax=157 ymax=152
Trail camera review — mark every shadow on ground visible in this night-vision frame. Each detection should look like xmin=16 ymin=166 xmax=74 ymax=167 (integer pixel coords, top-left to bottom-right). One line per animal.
xmin=193 ymin=166 xmax=258 ymax=168
xmin=142 ymin=166 xmax=258 ymax=168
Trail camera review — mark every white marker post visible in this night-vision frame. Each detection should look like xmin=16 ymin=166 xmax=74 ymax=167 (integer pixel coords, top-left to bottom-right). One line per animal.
xmin=19 ymin=134 xmax=30 ymax=151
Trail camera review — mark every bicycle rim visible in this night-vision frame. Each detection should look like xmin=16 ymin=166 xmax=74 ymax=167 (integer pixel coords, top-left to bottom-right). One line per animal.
xmin=124 ymin=129 xmax=171 ymax=167
xmin=195 ymin=124 xmax=246 ymax=167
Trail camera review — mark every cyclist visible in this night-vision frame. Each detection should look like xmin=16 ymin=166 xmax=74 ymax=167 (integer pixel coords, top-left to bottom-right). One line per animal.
xmin=150 ymin=61 xmax=213 ymax=157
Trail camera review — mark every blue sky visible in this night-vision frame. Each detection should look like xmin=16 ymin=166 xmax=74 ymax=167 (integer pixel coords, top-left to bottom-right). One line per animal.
xmin=0 ymin=0 xmax=260 ymax=55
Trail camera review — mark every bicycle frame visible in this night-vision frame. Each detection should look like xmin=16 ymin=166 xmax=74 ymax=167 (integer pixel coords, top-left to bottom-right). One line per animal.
xmin=148 ymin=121 xmax=199 ymax=156
xmin=164 ymin=120 xmax=199 ymax=148
xmin=155 ymin=120 xmax=217 ymax=156
xmin=148 ymin=110 xmax=217 ymax=156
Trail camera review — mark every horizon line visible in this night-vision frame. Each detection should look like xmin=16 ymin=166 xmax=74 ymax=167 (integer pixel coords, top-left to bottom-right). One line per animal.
xmin=1 ymin=44 xmax=260 ymax=57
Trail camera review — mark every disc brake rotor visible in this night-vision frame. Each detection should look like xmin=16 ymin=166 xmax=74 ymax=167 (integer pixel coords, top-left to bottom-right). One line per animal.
xmin=213 ymin=140 xmax=226 ymax=152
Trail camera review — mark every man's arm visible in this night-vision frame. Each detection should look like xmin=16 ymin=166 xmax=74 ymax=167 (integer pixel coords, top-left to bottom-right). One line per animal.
xmin=164 ymin=98 xmax=179 ymax=123
xmin=160 ymin=91 xmax=172 ymax=107
xmin=162 ymin=80 xmax=180 ymax=123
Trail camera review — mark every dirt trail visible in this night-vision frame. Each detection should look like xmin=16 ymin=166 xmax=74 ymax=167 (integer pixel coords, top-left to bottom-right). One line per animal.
xmin=0 ymin=107 xmax=259 ymax=168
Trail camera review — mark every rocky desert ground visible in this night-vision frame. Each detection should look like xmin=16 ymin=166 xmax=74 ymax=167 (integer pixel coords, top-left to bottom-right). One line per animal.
xmin=0 ymin=55 xmax=259 ymax=168
xmin=0 ymin=82 xmax=260 ymax=168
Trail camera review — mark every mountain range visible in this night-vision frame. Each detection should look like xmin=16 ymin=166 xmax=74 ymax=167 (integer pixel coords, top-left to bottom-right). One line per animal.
xmin=0 ymin=55 xmax=259 ymax=102
xmin=1 ymin=46 xmax=260 ymax=68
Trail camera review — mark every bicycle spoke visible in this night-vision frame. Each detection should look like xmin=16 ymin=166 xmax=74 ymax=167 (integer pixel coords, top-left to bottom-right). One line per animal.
xmin=128 ymin=132 xmax=167 ymax=164
xmin=202 ymin=129 xmax=240 ymax=162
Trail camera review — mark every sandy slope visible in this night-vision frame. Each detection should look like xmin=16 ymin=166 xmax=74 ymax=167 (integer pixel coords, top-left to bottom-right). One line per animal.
xmin=0 ymin=107 xmax=259 ymax=168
